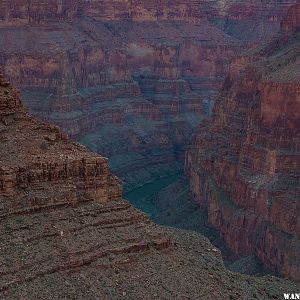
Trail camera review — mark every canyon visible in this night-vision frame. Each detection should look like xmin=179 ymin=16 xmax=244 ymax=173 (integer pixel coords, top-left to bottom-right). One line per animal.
xmin=186 ymin=1 xmax=300 ymax=282
xmin=1 ymin=75 xmax=300 ymax=298
xmin=0 ymin=0 xmax=297 ymax=192
xmin=0 ymin=0 xmax=299 ymax=287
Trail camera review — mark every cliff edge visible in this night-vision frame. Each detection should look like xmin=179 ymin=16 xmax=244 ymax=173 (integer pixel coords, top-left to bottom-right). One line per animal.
xmin=186 ymin=1 xmax=300 ymax=282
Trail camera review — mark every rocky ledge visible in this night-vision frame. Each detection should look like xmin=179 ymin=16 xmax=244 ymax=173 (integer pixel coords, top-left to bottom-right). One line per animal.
xmin=0 ymin=76 xmax=122 ymax=216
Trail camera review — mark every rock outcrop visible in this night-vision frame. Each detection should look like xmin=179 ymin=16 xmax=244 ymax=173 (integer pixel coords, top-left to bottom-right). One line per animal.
xmin=0 ymin=0 xmax=79 ymax=24
xmin=82 ymin=0 xmax=207 ymax=22
xmin=1 ymin=75 xmax=300 ymax=299
xmin=208 ymin=0 xmax=298 ymax=43
xmin=0 ymin=0 xmax=207 ymax=24
xmin=0 ymin=73 xmax=122 ymax=216
xmin=0 ymin=0 xmax=296 ymax=25
xmin=186 ymin=2 xmax=300 ymax=282
xmin=281 ymin=0 xmax=300 ymax=31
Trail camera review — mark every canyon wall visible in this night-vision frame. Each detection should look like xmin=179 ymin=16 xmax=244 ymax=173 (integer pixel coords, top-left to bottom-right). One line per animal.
xmin=0 ymin=1 xmax=243 ymax=191
xmin=82 ymin=0 xmax=207 ymax=22
xmin=1 ymin=0 xmax=296 ymax=24
xmin=281 ymin=0 xmax=300 ymax=31
xmin=0 ymin=74 xmax=122 ymax=217
xmin=186 ymin=3 xmax=300 ymax=281
xmin=0 ymin=0 xmax=299 ymax=290
xmin=0 ymin=0 xmax=207 ymax=23
xmin=0 ymin=0 xmax=79 ymax=24
xmin=208 ymin=0 xmax=298 ymax=43
xmin=0 ymin=1 xmax=295 ymax=191
xmin=209 ymin=0 xmax=297 ymax=20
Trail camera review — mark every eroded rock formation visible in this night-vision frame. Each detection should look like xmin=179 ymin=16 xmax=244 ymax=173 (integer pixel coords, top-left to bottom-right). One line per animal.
xmin=1 ymin=74 xmax=300 ymax=299
xmin=0 ymin=20 xmax=234 ymax=191
xmin=0 ymin=0 xmax=295 ymax=191
xmin=0 ymin=73 xmax=122 ymax=216
xmin=186 ymin=2 xmax=300 ymax=282
xmin=208 ymin=0 xmax=298 ymax=42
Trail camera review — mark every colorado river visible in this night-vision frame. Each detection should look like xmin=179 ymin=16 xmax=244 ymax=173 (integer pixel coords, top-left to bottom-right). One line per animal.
xmin=124 ymin=173 xmax=182 ymax=216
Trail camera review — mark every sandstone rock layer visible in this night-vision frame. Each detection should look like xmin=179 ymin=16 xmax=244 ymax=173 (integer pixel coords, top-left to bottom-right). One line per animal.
xmin=186 ymin=3 xmax=300 ymax=282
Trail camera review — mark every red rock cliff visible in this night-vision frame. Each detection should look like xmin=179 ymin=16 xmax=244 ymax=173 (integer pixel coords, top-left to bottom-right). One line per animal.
xmin=281 ymin=0 xmax=300 ymax=31
xmin=186 ymin=3 xmax=300 ymax=282
xmin=82 ymin=0 xmax=206 ymax=22
xmin=207 ymin=0 xmax=297 ymax=43
xmin=0 ymin=0 xmax=79 ymax=23
xmin=0 ymin=73 xmax=122 ymax=217
xmin=0 ymin=0 xmax=208 ymax=24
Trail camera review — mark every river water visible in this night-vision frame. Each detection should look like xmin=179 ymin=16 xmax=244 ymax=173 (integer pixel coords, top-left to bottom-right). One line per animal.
xmin=124 ymin=173 xmax=182 ymax=216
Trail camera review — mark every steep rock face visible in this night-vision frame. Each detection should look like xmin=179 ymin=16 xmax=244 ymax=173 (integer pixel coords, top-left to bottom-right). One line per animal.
xmin=1 ymin=77 xmax=299 ymax=299
xmin=208 ymin=0 xmax=297 ymax=43
xmin=1 ymin=0 xmax=296 ymax=25
xmin=0 ymin=0 xmax=206 ymax=24
xmin=281 ymin=0 xmax=300 ymax=31
xmin=82 ymin=0 xmax=206 ymax=22
xmin=186 ymin=5 xmax=300 ymax=281
xmin=0 ymin=0 xmax=79 ymax=24
xmin=0 ymin=75 xmax=122 ymax=216
xmin=210 ymin=0 xmax=297 ymax=19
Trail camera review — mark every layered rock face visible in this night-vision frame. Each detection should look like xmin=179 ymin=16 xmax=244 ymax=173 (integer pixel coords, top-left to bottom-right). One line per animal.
xmin=0 ymin=0 xmax=79 ymax=24
xmin=0 ymin=1 xmax=295 ymax=191
xmin=0 ymin=74 xmax=122 ymax=216
xmin=82 ymin=0 xmax=207 ymax=22
xmin=0 ymin=1 xmax=242 ymax=191
xmin=209 ymin=0 xmax=297 ymax=19
xmin=2 ymin=77 xmax=300 ymax=299
xmin=0 ymin=0 xmax=296 ymax=194
xmin=208 ymin=0 xmax=298 ymax=43
xmin=0 ymin=0 xmax=207 ymax=24
xmin=186 ymin=4 xmax=300 ymax=282
xmin=1 ymin=0 xmax=296 ymax=25
xmin=281 ymin=0 xmax=300 ymax=31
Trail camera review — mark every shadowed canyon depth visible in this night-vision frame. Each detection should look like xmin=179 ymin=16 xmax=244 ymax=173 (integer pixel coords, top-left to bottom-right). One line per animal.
xmin=0 ymin=0 xmax=300 ymax=298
